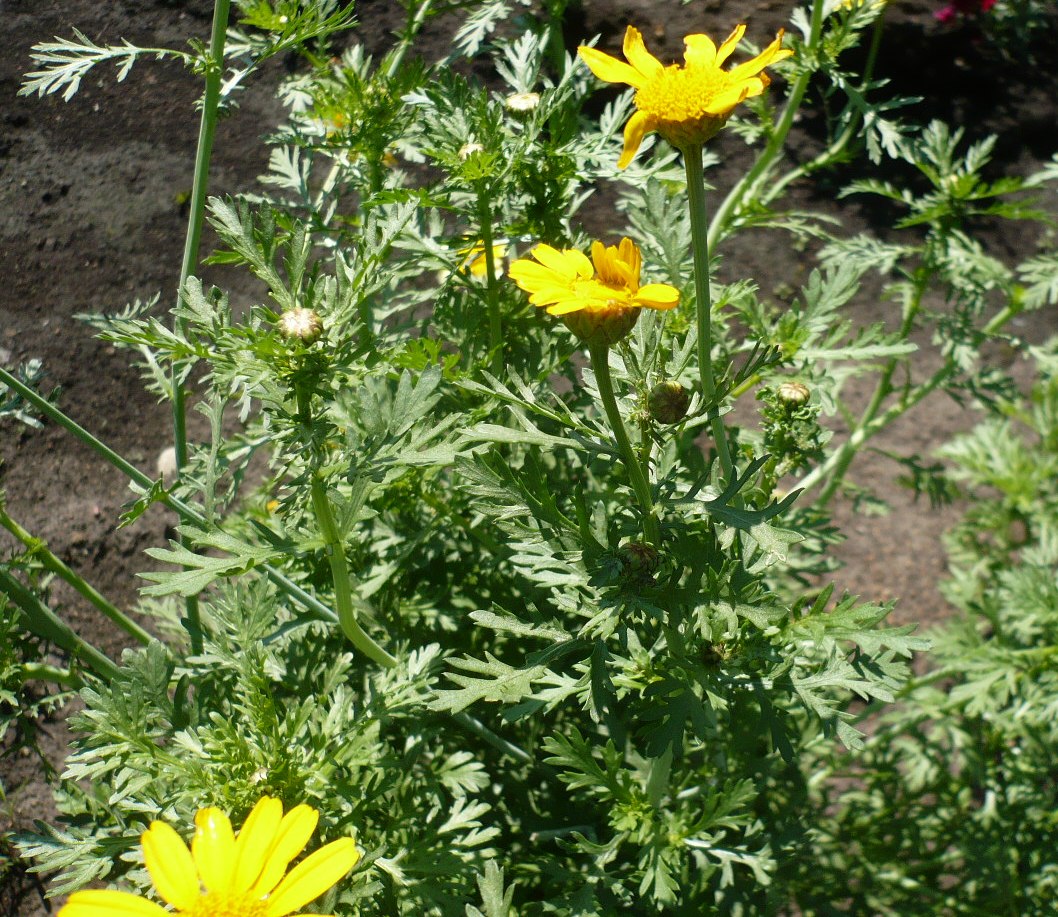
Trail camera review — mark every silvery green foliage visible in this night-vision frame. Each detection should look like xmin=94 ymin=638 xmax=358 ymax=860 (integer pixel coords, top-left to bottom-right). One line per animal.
xmin=791 ymin=340 xmax=1058 ymax=915
xmin=8 ymin=0 xmax=1058 ymax=914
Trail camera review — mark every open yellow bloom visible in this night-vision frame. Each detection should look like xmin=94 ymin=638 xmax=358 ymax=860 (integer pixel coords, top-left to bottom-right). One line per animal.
xmin=578 ymin=25 xmax=793 ymax=168
xmin=509 ymin=237 xmax=678 ymax=347
xmin=59 ymin=798 xmax=359 ymax=917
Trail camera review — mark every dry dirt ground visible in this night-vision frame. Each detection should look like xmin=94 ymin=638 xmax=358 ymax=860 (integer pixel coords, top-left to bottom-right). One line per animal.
xmin=2 ymin=0 xmax=1056 ymax=912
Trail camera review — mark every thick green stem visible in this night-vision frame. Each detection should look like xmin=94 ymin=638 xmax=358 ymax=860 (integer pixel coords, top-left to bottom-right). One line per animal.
xmin=706 ymin=0 xmax=827 ymax=251
xmin=476 ymin=190 xmax=504 ymax=376
xmin=1 ymin=567 xmax=120 ymax=682
xmin=0 ymin=506 xmax=153 ymax=646
xmin=170 ymin=0 xmax=232 ymax=655
xmin=588 ymin=342 xmax=660 ymax=546
xmin=310 ymin=478 xmax=398 ymax=668
xmin=684 ymin=145 xmax=735 ymax=486
xmin=0 ymin=364 xmax=339 ymax=628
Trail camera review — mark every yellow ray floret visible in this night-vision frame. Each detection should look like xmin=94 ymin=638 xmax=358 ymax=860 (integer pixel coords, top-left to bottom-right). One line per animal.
xmin=578 ymin=25 xmax=793 ymax=167
xmin=509 ymin=237 xmax=678 ymax=346
xmin=59 ymin=798 xmax=360 ymax=917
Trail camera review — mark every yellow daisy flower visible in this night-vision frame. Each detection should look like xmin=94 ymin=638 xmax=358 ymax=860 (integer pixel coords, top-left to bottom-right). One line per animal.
xmin=578 ymin=25 xmax=793 ymax=168
xmin=59 ymin=797 xmax=360 ymax=917
xmin=508 ymin=237 xmax=678 ymax=347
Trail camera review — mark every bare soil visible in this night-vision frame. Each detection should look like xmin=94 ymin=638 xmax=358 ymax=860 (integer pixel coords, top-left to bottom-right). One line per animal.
xmin=1 ymin=0 xmax=1056 ymax=912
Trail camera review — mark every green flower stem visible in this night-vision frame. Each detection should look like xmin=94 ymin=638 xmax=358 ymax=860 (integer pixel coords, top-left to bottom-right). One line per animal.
xmin=0 ymin=364 xmax=339 ymax=629
xmin=476 ymin=189 xmax=504 ymax=376
xmin=801 ymin=300 xmax=1021 ymax=505
xmin=0 ymin=567 xmax=119 ymax=682
xmin=706 ymin=0 xmax=827 ymax=251
xmin=19 ymin=662 xmax=81 ymax=689
xmin=763 ymin=5 xmax=889 ymax=208
xmin=588 ymin=342 xmax=660 ymax=546
xmin=684 ymin=144 xmax=735 ymax=487
xmin=170 ymin=0 xmax=232 ymax=656
xmin=0 ymin=505 xmax=153 ymax=647
xmin=309 ymin=477 xmax=398 ymax=668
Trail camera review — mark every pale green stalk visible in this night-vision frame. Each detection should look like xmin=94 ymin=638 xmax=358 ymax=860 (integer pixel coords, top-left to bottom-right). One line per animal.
xmin=0 ymin=364 xmax=338 ymax=628
xmin=588 ymin=342 xmax=660 ymax=545
xmin=170 ymin=0 xmax=232 ymax=655
xmin=684 ymin=144 xmax=735 ymax=487
xmin=0 ymin=567 xmax=119 ymax=682
xmin=800 ymin=301 xmax=1021 ymax=503
xmin=310 ymin=478 xmax=398 ymax=668
xmin=0 ymin=505 xmax=153 ymax=646
xmin=706 ymin=0 xmax=828 ymax=252
xmin=476 ymin=191 xmax=504 ymax=376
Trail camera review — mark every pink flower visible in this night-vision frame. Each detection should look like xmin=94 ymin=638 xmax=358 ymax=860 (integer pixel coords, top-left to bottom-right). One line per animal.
xmin=935 ymin=0 xmax=996 ymax=23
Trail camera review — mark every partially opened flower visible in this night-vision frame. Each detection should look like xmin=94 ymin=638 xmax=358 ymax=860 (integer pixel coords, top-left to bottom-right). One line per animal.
xmin=509 ymin=237 xmax=678 ymax=347
xmin=59 ymin=797 xmax=360 ymax=917
xmin=579 ymin=25 xmax=793 ymax=167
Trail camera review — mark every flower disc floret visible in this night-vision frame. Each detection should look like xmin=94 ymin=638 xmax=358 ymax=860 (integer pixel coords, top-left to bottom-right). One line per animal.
xmin=578 ymin=25 xmax=793 ymax=167
xmin=509 ymin=237 xmax=678 ymax=347
xmin=59 ymin=798 xmax=360 ymax=917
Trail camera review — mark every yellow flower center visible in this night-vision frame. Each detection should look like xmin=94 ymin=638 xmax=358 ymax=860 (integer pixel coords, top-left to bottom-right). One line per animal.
xmin=635 ymin=65 xmax=732 ymax=125
xmin=182 ymin=891 xmax=270 ymax=917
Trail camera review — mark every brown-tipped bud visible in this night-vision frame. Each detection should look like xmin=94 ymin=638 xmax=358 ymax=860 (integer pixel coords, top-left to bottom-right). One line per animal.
xmin=648 ymin=381 xmax=691 ymax=424
xmin=505 ymin=91 xmax=541 ymax=117
xmin=777 ymin=381 xmax=811 ymax=407
xmin=278 ymin=308 xmax=323 ymax=344
xmin=618 ymin=541 xmax=660 ymax=575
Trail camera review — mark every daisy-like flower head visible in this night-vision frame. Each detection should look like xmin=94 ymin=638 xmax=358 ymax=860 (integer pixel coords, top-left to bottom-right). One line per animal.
xmin=578 ymin=25 xmax=793 ymax=168
xmin=59 ymin=797 xmax=360 ymax=917
xmin=508 ymin=237 xmax=679 ymax=347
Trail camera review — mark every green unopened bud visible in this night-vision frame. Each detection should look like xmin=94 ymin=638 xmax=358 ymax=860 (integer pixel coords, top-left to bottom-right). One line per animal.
xmin=278 ymin=308 xmax=323 ymax=344
xmin=648 ymin=381 xmax=691 ymax=424
xmin=618 ymin=541 xmax=659 ymax=576
xmin=777 ymin=381 xmax=810 ymax=407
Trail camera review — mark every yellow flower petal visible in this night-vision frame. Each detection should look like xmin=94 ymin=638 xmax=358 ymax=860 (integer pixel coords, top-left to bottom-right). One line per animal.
xmin=533 ymin=244 xmax=593 ymax=278
xmin=714 ymin=24 xmax=747 ymax=67
xmin=617 ymin=110 xmax=654 ymax=169
xmin=622 ymin=26 xmax=663 ymax=80
xmin=577 ymin=45 xmax=647 ymax=89
xmin=231 ymin=796 xmax=284 ymax=894
xmin=140 ymin=821 xmax=199 ymax=910
xmin=546 ymin=299 xmax=589 ymax=315
xmin=635 ymin=284 xmax=681 ymax=310
xmin=59 ymin=890 xmax=170 ymax=917
xmin=265 ymin=837 xmax=360 ymax=917
xmin=728 ymin=30 xmax=792 ymax=82
xmin=252 ymin=804 xmax=319 ymax=897
xmin=683 ymin=34 xmax=718 ymax=68
xmin=192 ymin=806 xmax=236 ymax=893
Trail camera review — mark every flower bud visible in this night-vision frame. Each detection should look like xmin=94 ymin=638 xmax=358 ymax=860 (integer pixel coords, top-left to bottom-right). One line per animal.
xmin=505 ymin=91 xmax=541 ymax=117
xmin=458 ymin=142 xmax=485 ymax=160
xmin=277 ymin=308 xmax=323 ymax=344
xmin=648 ymin=381 xmax=691 ymax=424
xmin=618 ymin=541 xmax=659 ymax=575
xmin=777 ymin=381 xmax=810 ymax=407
